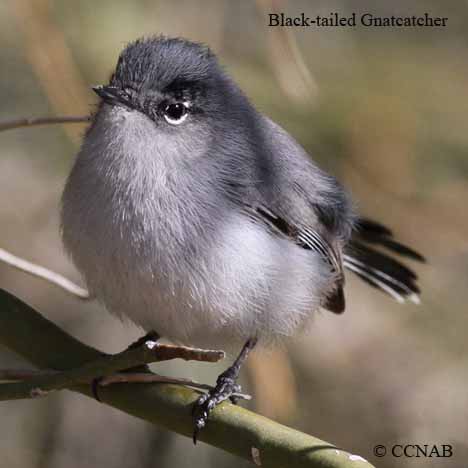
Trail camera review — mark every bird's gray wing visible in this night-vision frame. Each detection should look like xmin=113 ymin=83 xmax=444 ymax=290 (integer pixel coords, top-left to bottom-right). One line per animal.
xmin=245 ymin=116 xmax=423 ymax=310
xmin=244 ymin=204 xmax=346 ymax=313
xmin=245 ymin=115 xmax=352 ymax=313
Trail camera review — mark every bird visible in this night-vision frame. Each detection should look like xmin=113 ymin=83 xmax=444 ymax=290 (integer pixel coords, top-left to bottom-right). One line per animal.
xmin=60 ymin=36 xmax=424 ymax=442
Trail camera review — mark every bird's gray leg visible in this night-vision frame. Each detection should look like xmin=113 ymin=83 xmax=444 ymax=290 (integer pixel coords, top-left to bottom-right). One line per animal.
xmin=92 ymin=330 xmax=160 ymax=401
xmin=192 ymin=337 xmax=258 ymax=444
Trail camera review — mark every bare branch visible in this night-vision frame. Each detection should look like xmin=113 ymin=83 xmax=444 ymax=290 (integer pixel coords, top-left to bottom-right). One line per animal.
xmin=100 ymin=372 xmax=213 ymax=389
xmin=0 ymin=115 xmax=90 ymax=133
xmin=0 ymin=248 xmax=90 ymax=299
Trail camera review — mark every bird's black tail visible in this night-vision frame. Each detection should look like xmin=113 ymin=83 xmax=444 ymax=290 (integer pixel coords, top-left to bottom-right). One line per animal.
xmin=344 ymin=218 xmax=425 ymax=303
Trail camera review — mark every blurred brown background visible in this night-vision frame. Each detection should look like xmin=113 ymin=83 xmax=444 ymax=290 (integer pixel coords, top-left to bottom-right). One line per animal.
xmin=1 ymin=1 xmax=467 ymax=467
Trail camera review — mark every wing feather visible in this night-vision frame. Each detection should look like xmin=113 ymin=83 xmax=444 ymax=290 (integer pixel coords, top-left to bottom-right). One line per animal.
xmin=248 ymin=205 xmax=346 ymax=313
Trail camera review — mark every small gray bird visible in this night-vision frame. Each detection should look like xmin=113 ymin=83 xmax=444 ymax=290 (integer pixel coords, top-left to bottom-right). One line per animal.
xmin=61 ymin=36 xmax=423 ymax=441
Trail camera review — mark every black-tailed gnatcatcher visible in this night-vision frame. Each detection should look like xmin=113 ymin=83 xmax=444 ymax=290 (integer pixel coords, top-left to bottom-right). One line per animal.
xmin=61 ymin=36 xmax=424 ymax=442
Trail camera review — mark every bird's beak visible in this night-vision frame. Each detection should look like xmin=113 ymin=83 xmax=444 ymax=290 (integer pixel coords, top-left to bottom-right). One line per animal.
xmin=92 ymin=85 xmax=123 ymax=105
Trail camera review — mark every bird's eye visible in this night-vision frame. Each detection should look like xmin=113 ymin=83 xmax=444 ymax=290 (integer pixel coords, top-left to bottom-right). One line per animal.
xmin=163 ymin=102 xmax=189 ymax=125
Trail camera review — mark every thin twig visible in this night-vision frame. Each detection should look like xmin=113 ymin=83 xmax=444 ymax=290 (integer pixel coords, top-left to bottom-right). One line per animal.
xmin=100 ymin=372 xmax=213 ymax=389
xmin=11 ymin=0 xmax=91 ymax=142
xmin=0 ymin=341 xmax=225 ymax=401
xmin=0 ymin=368 xmax=250 ymax=399
xmin=0 ymin=115 xmax=90 ymax=132
xmin=0 ymin=248 xmax=90 ymax=299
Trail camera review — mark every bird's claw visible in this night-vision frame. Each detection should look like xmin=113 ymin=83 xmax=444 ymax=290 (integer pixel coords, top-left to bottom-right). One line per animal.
xmin=192 ymin=374 xmax=242 ymax=444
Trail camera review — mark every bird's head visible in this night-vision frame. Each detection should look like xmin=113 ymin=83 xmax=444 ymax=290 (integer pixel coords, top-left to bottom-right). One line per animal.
xmin=92 ymin=36 xmax=236 ymax=133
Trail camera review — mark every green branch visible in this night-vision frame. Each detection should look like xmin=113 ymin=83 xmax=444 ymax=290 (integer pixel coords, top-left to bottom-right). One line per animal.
xmin=0 ymin=288 xmax=375 ymax=468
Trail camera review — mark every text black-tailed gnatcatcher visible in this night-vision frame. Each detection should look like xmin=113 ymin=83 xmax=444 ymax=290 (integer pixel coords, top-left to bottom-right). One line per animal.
xmin=61 ymin=36 xmax=424 ymax=441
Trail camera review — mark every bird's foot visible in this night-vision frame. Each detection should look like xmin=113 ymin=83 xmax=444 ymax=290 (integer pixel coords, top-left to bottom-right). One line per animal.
xmin=192 ymin=337 xmax=257 ymax=444
xmin=192 ymin=368 xmax=242 ymax=444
